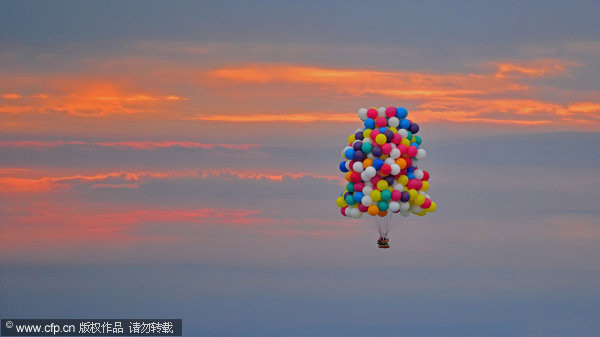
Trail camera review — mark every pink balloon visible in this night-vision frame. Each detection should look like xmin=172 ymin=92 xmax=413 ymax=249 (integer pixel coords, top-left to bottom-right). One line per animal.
xmin=354 ymin=182 xmax=365 ymax=192
xmin=370 ymin=129 xmax=380 ymax=140
xmin=367 ymin=108 xmax=378 ymax=119
xmin=392 ymin=133 xmax=402 ymax=144
xmin=421 ymin=198 xmax=432 ymax=209
xmin=380 ymin=164 xmax=391 ymax=176
xmin=341 ymin=207 xmax=347 ymax=216
xmin=391 ymin=190 xmax=402 ymax=201
xmin=407 ymin=145 xmax=418 ymax=157
xmin=375 ymin=117 xmax=387 ymax=127
xmin=397 ymin=144 xmax=407 ymax=155
xmin=385 ymin=106 xmax=396 ymax=118
xmin=371 ymin=175 xmax=382 ymax=185
xmin=358 ymin=204 xmax=368 ymax=212
xmin=406 ymin=179 xmax=422 ymax=190
xmin=381 ymin=143 xmax=392 ymax=155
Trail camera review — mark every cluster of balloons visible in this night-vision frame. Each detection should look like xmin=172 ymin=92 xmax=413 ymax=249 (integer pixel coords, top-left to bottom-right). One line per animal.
xmin=336 ymin=106 xmax=437 ymax=218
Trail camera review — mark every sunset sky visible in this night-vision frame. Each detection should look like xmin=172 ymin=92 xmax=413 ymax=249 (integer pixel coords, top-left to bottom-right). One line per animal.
xmin=1 ymin=1 xmax=600 ymax=336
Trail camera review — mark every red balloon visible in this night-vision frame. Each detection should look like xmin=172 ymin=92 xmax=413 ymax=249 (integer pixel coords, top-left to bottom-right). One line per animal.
xmin=381 ymin=143 xmax=392 ymax=155
xmin=391 ymin=190 xmax=402 ymax=201
xmin=397 ymin=144 xmax=407 ymax=155
xmin=366 ymin=108 xmax=378 ymax=119
xmin=341 ymin=207 xmax=347 ymax=216
xmin=422 ymin=170 xmax=430 ymax=181
xmin=358 ymin=204 xmax=368 ymax=212
xmin=370 ymin=129 xmax=380 ymax=140
xmin=385 ymin=107 xmax=396 ymax=118
xmin=421 ymin=198 xmax=431 ymax=209
xmin=380 ymin=164 xmax=391 ymax=176
xmin=350 ymin=172 xmax=362 ymax=183
xmin=375 ymin=117 xmax=387 ymax=127
xmin=407 ymin=145 xmax=418 ymax=157
xmin=370 ymin=175 xmax=382 ymax=185
xmin=404 ymin=158 xmax=412 ymax=168
xmin=392 ymin=133 xmax=402 ymax=144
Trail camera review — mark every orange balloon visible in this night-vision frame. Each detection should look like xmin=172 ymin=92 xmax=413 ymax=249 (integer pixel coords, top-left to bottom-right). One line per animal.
xmin=378 ymin=211 xmax=388 ymax=217
xmin=363 ymin=158 xmax=373 ymax=168
xmin=345 ymin=171 xmax=353 ymax=182
xmin=395 ymin=158 xmax=407 ymax=169
xmin=367 ymin=204 xmax=379 ymax=216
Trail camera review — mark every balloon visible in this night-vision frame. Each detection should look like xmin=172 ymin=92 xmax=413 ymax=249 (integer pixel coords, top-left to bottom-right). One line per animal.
xmin=385 ymin=106 xmax=397 ymax=118
xmin=422 ymin=170 xmax=430 ymax=181
xmin=348 ymin=134 xmax=355 ymax=144
xmin=375 ymin=133 xmax=387 ymax=145
xmin=381 ymin=143 xmax=392 ymax=155
xmin=372 ymin=158 xmax=384 ymax=170
xmin=396 ymin=107 xmax=408 ymax=119
xmin=390 ymin=164 xmax=401 ymax=175
xmin=370 ymin=190 xmax=382 ymax=202
xmin=363 ymin=129 xmax=372 ymax=139
xmin=407 ymin=146 xmax=418 ymax=157
xmin=376 ymin=179 xmax=389 ymax=191
xmin=350 ymin=207 xmax=361 ymax=218
xmin=388 ymin=201 xmax=400 ymax=212
xmin=344 ymin=147 xmax=355 ymax=160
xmin=353 ymin=150 xmax=365 ymax=162
xmin=428 ymin=201 xmax=437 ymax=212
xmin=352 ymin=161 xmax=364 ymax=173
xmin=408 ymin=123 xmax=419 ymax=134
xmin=392 ymin=133 xmax=402 ymax=144
xmin=381 ymin=189 xmax=392 ymax=201
xmin=355 ymin=131 xmax=364 ymax=141
xmin=401 ymin=191 xmax=410 ymax=202
xmin=378 ymin=200 xmax=389 ymax=211
xmin=336 ymin=196 xmax=347 ymax=207
xmin=352 ymin=141 xmax=362 ymax=151
xmin=345 ymin=195 xmax=355 ymax=205
xmin=388 ymin=116 xmax=400 ymax=128
xmin=380 ymin=164 xmax=391 ymax=176
xmin=391 ymin=190 xmax=402 ymax=201
xmin=341 ymin=206 xmax=347 ymax=216
xmin=364 ymin=118 xmax=375 ymax=129
xmin=358 ymin=204 xmax=368 ymax=212
xmin=361 ymin=195 xmax=373 ymax=206
xmin=399 ymin=202 xmax=410 ymax=212
xmin=362 ymin=185 xmax=373 ymax=196
xmin=364 ymin=166 xmax=377 ymax=178
xmin=384 ymin=175 xmax=395 ymax=186
xmin=398 ymin=175 xmax=409 ymax=186
xmin=399 ymin=119 xmax=410 ymax=129
xmin=377 ymin=107 xmax=387 ymax=117
xmin=367 ymin=108 xmax=378 ymax=119
xmin=414 ymin=194 xmax=426 ymax=206
xmin=375 ymin=117 xmax=387 ymax=128
xmin=345 ymin=171 xmax=353 ymax=182
xmin=421 ymin=181 xmax=429 ymax=192
xmin=416 ymin=149 xmax=427 ymax=160
xmin=350 ymin=172 xmax=361 ymax=183
xmin=414 ymin=169 xmax=424 ymax=180
xmin=353 ymin=192 xmax=364 ymax=203
xmin=346 ymin=182 xmax=355 ymax=193
xmin=367 ymin=204 xmax=379 ymax=216
xmin=361 ymin=142 xmax=373 ymax=154
xmin=421 ymin=198 xmax=432 ymax=209
xmin=408 ymin=189 xmax=418 ymax=201
xmin=339 ymin=161 xmax=349 ymax=172
xmin=398 ymin=129 xmax=408 ymax=139
xmin=358 ymin=108 xmax=368 ymax=121
xmin=414 ymin=135 xmax=422 ymax=145
xmin=389 ymin=148 xmax=401 ymax=159
xmin=411 ymin=205 xmax=422 ymax=214
xmin=371 ymin=146 xmax=382 ymax=157
xmin=383 ymin=129 xmax=394 ymax=141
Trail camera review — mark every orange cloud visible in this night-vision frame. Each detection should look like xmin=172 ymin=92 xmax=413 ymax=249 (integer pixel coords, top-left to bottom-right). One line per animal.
xmin=494 ymin=59 xmax=580 ymax=78
xmin=0 ymin=140 xmax=259 ymax=150
xmin=2 ymin=93 xmax=22 ymax=99
xmin=0 ymin=168 xmax=342 ymax=193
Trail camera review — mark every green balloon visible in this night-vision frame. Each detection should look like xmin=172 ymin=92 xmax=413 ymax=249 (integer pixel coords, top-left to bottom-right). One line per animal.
xmin=361 ymin=142 xmax=373 ymax=154
xmin=415 ymin=135 xmax=422 ymax=145
xmin=346 ymin=182 xmax=355 ymax=193
xmin=378 ymin=200 xmax=389 ymax=211
xmin=406 ymin=131 xmax=413 ymax=139
xmin=345 ymin=195 xmax=355 ymax=205
xmin=381 ymin=189 xmax=392 ymax=201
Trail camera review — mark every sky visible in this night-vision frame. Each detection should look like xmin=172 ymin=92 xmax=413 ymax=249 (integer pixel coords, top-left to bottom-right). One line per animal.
xmin=1 ymin=1 xmax=599 ymax=336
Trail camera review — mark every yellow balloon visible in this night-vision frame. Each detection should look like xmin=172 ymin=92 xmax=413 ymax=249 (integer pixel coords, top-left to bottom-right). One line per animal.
xmin=389 ymin=127 xmax=398 ymax=134
xmin=375 ymin=134 xmax=387 ymax=145
xmin=398 ymin=175 xmax=408 ymax=186
xmin=336 ymin=197 xmax=347 ymax=207
xmin=415 ymin=194 xmax=426 ymax=206
xmin=403 ymin=186 xmax=408 ymax=191
xmin=380 ymin=154 xmax=388 ymax=160
xmin=348 ymin=134 xmax=355 ymax=144
xmin=411 ymin=136 xmax=416 ymax=142
xmin=363 ymin=129 xmax=372 ymax=138
xmin=401 ymin=138 xmax=411 ymax=147
xmin=376 ymin=180 xmax=389 ymax=191
xmin=418 ymin=210 xmax=427 ymax=216
xmin=428 ymin=201 xmax=437 ymax=212
xmin=370 ymin=190 xmax=381 ymax=202
xmin=421 ymin=181 xmax=429 ymax=192
xmin=408 ymin=189 xmax=418 ymax=201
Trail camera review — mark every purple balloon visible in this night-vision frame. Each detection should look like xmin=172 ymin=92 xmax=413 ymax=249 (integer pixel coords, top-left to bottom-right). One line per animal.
xmin=353 ymin=150 xmax=365 ymax=162
xmin=384 ymin=129 xmax=394 ymax=141
xmin=384 ymin=175 xmax=395 ymax=185
xmin=408 ymin=123 xmax=419 ymax=134
xmin=353 ymin=141 xmax=363 ymax=151
xmin=355 ymin=131 xmax=364 ymax=141
xmin=371 ymin=146 xmax=382 ymax=157
xmin=344 ymin=192 xmax=351 ymax=199
xmin=400 ymin=191 xmax=410 ymax=202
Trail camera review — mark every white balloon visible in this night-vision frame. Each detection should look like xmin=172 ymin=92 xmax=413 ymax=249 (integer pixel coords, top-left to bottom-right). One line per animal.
xmin=384 ymin=158 xmax=395 ymax=166
xmin=358 ymin=108 xmax=368 ymax=121
xmin=352 ymin=161 xmax=364 ymax=173
xmin=392 ymin=182 xmax=403 ymax=191
xmin=390 ymin=164 xmax=401 ymax=175
xmin=389 ymin=148 xmax=401 ymax=159
xmin=345 ymin=160 xmax=351 ymax=170
xmin=416 ymin=149 xmax=427 ymax=160
xmin=377 ymin=107 xmax=386 ymax=117
xmin=414 ymin=169 xmax=424 ymax=180
xmin=367 ymin=153 xmax=375 ymax=159
xmin=400 ymin=211 xmax=410 ymax=217
xmin=388 ymin=117 xmax=400 ymax=128
xmin=411 ymin=205 xmax=423 ymax=213
xmin=425 ymin=193 xmax=430 ymax=199
xmin=388 ymin=201 xmax=400 ymax=212
xmin=400 ymin=202 xmax=410 ymax=212
xmin=362 ymin=185 xmax=373 ymax=196
xmin=412 ymin=158 xmax=419 ymax=166
xmin=350 ymin=207 xmax=361 ymax=218
xmin=363 ymin=137 xmax=372 ymax=144
xmin=398 ymin=129 xmax=408 ymax=138
xmin=361 ymin=195 xmax=373 ymax=207
xmin=364 ymin=166 xmax=377 ymax=178
xmin=360 ymin=171 xmax=369 ymax=182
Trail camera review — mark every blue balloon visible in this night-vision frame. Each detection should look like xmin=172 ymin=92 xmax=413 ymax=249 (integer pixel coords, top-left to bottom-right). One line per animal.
xmin=373 ymin=158 xmax=384 ymax=170
xmin=407 ymin=166 xmax=414 ymax=173
xmin=399 ymin=119 xmax=411 ymax=129
xmin=396 ymin=107 xmax=408 ymax=119
xmin=378 ymin=127 xmax=387 ymax=133
xmin=344 ymin=148 xmax=355 ymax=160
xmin=353 ymin=192 xmax=364 ymax=203
xmin=364 ymin=118 xmax=375 ymax=129
xmin=410 ymin=142 xmax=419 ymax=149
xmin=407 ymin=172 xmax=415 ymax=179
xmin=339 ymin=161 xmax=349 ymax=172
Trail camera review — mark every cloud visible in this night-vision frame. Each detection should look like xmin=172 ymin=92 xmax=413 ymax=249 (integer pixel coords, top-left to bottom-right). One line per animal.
xmin=2 ymin=93 xmax=22 ymax=99
xmin=0 ymin=140 xmax=259 ymax=150
xmin=493 ymin=59 xmax=580 ymax=78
